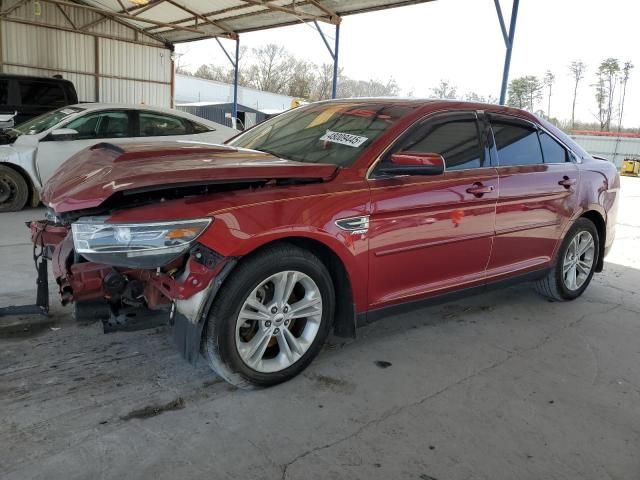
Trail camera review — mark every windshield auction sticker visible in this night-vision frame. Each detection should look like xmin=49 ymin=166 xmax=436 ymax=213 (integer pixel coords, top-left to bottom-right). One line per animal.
xmin=320 ymin=130 xmax=368 ymax=148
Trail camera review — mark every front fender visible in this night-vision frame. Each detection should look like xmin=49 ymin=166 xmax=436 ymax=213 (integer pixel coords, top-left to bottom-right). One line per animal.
xmin=197 ymin=209 xmax=369 ymax=312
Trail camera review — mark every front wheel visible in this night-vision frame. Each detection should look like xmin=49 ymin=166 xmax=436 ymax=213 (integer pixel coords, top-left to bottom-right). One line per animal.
xmin=0 ymin=165 xmax=29 ymax=212
xmin=204 ymin=244 xmax=335 ymax=389
xmin=535 ymin=217 xmax=599 ymax=301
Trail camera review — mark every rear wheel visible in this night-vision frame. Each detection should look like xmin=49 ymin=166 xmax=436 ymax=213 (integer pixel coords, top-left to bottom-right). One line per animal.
xmin=204 ymin=244 xmax=335 ymax=388
xmin=0 ymin=165 xmax=29 ymax=212
xmin=535 ymin=218 xmax=599 ymax=301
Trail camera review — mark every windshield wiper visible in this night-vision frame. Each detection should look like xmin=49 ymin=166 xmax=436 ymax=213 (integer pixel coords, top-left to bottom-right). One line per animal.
xmin=257 ymin=148 xmax=298 ymax=162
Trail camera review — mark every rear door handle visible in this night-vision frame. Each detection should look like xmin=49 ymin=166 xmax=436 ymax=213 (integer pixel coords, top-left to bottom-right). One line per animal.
xmin=466 ymin=183 xmax=495 ymax=196
xmin=558 ymin=176 xmax=577 ymax=188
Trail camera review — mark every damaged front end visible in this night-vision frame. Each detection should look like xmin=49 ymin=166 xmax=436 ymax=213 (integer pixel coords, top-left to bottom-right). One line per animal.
xmin=29 ymin=214 xmax=234 ymax=363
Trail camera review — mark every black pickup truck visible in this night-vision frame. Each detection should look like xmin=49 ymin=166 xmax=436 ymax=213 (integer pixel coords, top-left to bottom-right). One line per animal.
xmin=0 ymin=74 xmax=77 ymax=128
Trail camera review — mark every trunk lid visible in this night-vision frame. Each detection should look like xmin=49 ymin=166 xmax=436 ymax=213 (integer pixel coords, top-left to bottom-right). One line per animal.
xmin=42 ymin=142 xmax=338 ymax=213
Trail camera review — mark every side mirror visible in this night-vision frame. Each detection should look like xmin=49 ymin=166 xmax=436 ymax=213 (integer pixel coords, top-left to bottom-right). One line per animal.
xmin=48 ymin=128 xmax=78 ymax=141
xmin=378 ymin=151 xmax=445 ymax=176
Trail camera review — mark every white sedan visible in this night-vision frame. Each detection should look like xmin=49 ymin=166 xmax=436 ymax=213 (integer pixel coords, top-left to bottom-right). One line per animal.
xmin=0 ymin=103 xmax=237 ymax=211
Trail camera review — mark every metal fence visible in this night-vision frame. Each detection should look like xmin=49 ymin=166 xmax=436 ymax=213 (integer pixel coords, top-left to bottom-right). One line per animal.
xmin=571 ymin=135 xmax=640 ymax=168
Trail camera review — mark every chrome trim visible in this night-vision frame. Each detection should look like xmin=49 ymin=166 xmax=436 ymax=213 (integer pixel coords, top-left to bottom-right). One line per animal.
xmin=335 ymin=215 xmax=369 ymax=234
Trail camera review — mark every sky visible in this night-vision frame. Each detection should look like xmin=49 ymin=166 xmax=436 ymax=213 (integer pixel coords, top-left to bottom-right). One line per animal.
xmin=176 ymin=0 xmax=640 ymax=128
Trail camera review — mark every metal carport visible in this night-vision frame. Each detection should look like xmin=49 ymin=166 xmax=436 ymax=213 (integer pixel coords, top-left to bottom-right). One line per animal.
xmin=1 ymin=0 xmax=521 ymax=125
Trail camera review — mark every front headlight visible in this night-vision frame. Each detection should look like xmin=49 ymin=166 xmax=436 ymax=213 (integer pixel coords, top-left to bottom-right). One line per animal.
xmin=71 ymin=217 xmax=212 ymax=268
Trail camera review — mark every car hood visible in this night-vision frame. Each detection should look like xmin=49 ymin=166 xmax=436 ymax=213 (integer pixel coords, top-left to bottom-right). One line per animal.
xmin=42 ymin=141 xmax=339 ymax=214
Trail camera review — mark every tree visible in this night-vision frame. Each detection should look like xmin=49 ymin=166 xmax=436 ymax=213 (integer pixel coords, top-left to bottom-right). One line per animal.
xmin=568 ymin=61 xmax=586 ymax=129
xmin=245 ymin=44 xmax=295 ymax=94
xmin=594 ymin=58 xmax=620 ymax=131
xmin=464 ymin=92 xmax=498 ymax=104
xmin=543 ymin=70 xmax=555 ymax=118
xmin=337 ymin=77 xmax=399 ymax=98
xmin=286 ymin=59 xmax=315 ymax=98
xmin=430 ymin=80 xmax=457 ymax=99
xmin=617 ymin=61 xmax=634 ymax=131
xmin=507 ymin=77 xmax=527 ymax=108
xmin=507 ymin=76 xmax=542 ymax=111
xmin=309 ymin=63 xmax=334 ymax=100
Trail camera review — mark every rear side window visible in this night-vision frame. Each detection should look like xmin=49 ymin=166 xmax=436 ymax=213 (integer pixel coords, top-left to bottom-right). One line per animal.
xmin=390 ymin=116 xmax=484 ymax=170
xmin=492 ymin=121 xmax=543 ymax=166
xmin=19 ymin=81 xmax=66 ymax=107
xmin=139 ymin=112 xmax=188 ymax=136
xmin=0 ymin=80 xmax=8 ymax=104
xmin=191 ymin=121 xmax=212 ymax=133
xmin=539 ymin=131 xmax=568 ymax=163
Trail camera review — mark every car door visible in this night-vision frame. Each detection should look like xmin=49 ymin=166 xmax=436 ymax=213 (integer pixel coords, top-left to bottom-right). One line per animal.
xmin=486 ymin=113 xmax=579 ymax=278
xmin=367 ymin=111 xmax=498 ymax=309
xmin=36 ymin=109 xmax=134 ymax=184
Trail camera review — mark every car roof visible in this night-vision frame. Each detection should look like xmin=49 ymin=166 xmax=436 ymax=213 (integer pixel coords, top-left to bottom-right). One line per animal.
xmin=314 ymin=97 xmax=533 ymax=115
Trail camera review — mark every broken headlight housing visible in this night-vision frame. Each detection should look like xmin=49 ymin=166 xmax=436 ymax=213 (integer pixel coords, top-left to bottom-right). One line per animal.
xmin=71 ymin=217 xmax=212 ymax=268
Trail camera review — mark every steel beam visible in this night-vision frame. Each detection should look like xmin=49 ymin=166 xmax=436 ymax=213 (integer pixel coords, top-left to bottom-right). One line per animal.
xmin=332 ymin=23 xmax=340 ymax=98
xmin=240 ymin=0 xmax=337 ymax=24
xmin=495 ymin=0 xmax=520 ymax=105
xmin=313 ymin=20 xmax=340 ymax=99
xmin=232 ymin=38 xmax=240 ymax=129
xmin=35 ymin=0 xmax=208 ymax=35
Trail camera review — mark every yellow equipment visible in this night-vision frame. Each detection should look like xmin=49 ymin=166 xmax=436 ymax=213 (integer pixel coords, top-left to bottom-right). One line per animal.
xmin=621 ymin=159 xmax=640 ymax=177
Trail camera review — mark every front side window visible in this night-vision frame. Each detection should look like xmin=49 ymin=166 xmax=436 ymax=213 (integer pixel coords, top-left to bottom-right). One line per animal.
xmin=19 ymin=81 xmax=66 ymax=107
xmin=386 ymin=116 xmax=483 ymax=171
xmin=228 ymin=102 xmax=416 ymax=167
xmin=66 ymin=111 xmax=129 ymax=140
xmin=539 ymin=131 xmax=568 ymax=163
xmin=191 ymin=121 xmax=212 ymax=134
xmin=491 ymin=121 xmax=543 ymax=166
xmin=139 ymin=112 xmax=188 ymax=136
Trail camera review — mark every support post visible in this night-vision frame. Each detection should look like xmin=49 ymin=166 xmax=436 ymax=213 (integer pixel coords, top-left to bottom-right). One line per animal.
xmin=496 ymin=0 xmax=520 ymax=105
xmin=232 ymin=37 xmax=239 ymax=129
xmin=313 ymin=19 xmax=341 ymax=100
xmin=332 ymin=23 xmax=340 ymax=99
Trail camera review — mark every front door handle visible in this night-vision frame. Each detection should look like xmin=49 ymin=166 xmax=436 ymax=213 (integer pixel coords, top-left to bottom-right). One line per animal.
xmin=466 ymin=183 xmax=495 ymax=197
xmin=558 ymin=176 xmax=577 ymax=188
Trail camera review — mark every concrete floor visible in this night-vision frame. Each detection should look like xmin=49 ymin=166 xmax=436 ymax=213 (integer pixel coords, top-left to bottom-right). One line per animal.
xmin=1 ymin=177 xmax=639 ymax=480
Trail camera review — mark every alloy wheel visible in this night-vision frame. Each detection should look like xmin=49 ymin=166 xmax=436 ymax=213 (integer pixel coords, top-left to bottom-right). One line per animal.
xmin=235 ymin=270 xmax=323 ymax=373
xmin=562 ymin=230 xmax=595 ymax=291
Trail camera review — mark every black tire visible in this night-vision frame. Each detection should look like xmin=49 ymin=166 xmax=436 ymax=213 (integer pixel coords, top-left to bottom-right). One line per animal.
xmin=535 ymin=217 xmax=599 ymax=301
xmin=204 ymin=244 xmax=335 ymax=389
xmin=0 ymin=165 xmax=29 ymax=212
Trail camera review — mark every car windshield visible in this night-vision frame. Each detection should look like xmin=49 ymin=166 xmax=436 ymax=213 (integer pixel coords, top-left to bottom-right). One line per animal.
xmin=14 ymin=106 xmax=85 ymax=135
xmin=228 ymin=102 xmax=416 ymax=167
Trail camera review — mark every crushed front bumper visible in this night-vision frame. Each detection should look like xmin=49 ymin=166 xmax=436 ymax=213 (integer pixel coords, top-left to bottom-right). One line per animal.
xmin=28 ymin=219 xmax=235 ymax=363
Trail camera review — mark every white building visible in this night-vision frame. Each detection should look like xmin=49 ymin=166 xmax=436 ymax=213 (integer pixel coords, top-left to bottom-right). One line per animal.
xmin=175 ymin=74 xmax=293 ymax=113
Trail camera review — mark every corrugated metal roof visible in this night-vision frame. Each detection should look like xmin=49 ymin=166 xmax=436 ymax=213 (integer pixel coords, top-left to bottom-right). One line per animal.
xmin=34 ymin=0 xmax=435 ymax=43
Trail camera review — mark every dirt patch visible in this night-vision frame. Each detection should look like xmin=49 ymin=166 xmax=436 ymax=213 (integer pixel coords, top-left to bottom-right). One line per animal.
xmin=374 ymin=360 xmax=392 ymax=369
xmin=0 ymin=317 xmax=57 ymax=339
xmin=305 ymin=373 xmax=355 ymax=393
xmin=121 ymin=397 xmax=186 ymax=421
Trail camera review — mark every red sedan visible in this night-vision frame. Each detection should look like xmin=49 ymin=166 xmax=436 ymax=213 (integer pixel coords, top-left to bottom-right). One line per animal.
xmin=30 ymin=99 xmax=620 ymax=388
